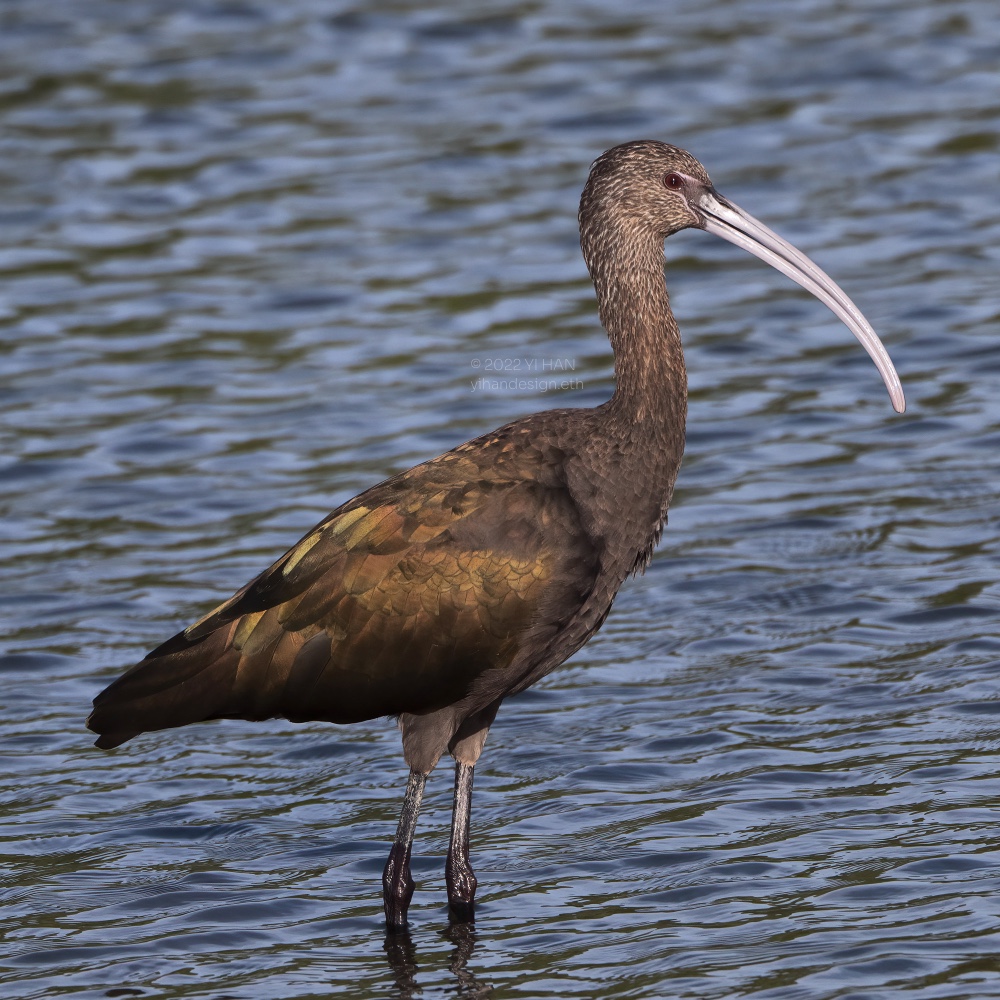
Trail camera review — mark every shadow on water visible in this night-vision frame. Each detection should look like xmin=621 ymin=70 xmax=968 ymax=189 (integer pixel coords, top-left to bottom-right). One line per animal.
xmin=384 ymin=923 xmax=494 ymax=999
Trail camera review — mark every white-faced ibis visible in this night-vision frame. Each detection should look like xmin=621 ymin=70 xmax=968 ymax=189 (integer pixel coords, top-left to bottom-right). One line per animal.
xmin=88 ymin=141 xmax=904 ymax=931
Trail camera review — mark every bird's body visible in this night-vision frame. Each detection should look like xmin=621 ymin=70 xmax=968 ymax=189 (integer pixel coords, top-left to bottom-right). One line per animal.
xmin=93 ymin=400 xmax=680 ymax=768
xmin=89 ymin=141 xmax=903 ymax=930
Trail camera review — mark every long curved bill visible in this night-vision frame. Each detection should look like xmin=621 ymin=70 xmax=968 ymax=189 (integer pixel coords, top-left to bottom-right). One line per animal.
xmin=697 ymin=189 xmax=905 ymax=413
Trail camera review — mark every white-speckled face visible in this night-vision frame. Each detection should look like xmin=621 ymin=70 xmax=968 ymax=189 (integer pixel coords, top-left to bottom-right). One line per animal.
xmin=581 ymin=141 xmax=714 ymax=239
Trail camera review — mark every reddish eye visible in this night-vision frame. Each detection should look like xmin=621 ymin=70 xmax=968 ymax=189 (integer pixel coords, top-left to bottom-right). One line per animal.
xmin=663 ymin=172 xmax=683 ymax=189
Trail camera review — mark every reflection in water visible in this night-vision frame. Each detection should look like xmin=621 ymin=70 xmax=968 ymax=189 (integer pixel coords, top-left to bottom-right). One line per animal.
xmin=383 ymin=929 xmax=420 ymax=999
xmin=443 ymin=922 xmax=494 ymax=998
xmin=383 ymin=924 xmax=493 ymax=998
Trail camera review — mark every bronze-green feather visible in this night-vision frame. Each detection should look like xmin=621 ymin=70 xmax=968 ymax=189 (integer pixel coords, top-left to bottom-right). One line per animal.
xmin=88 ymin=430 xmax=597 ymax=749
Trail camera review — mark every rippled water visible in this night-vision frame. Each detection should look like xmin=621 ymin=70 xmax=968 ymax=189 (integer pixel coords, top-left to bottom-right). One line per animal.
xmin=3 ymin=1 xmax=1000 ymax=997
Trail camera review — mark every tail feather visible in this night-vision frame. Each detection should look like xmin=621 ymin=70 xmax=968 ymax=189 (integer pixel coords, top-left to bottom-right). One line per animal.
xmin=87 ymin=626 xmax=242 ymax=749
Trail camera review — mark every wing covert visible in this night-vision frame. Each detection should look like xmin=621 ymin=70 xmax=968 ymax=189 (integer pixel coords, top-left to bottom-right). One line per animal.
xmin=98 ymin=459 xmax=598 ymax=738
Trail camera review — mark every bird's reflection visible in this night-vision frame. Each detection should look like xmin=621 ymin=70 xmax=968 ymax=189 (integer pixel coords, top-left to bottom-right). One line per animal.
xmin=383 ymin=928 xmax=420 ymax=998
xmin=443 ymin=921 xmax=493 ymax=997
xmin=382 ymin=920 xmax=494 ymax=998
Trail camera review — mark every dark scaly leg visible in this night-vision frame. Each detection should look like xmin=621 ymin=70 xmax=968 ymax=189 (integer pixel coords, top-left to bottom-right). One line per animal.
xmin=446 ymin=761 xmax=477 ymax=922
xmin=444 ymin=699 xmax=501 ymax=923
xmin=383 ymin=769 xmax=426 ymax=932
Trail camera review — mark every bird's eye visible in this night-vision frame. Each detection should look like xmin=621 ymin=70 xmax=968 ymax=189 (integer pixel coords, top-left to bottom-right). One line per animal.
xmin=663 ymin=172 xmax=683 ymax=190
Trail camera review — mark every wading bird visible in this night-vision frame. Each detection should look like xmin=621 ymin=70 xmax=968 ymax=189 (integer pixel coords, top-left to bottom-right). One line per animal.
xmin=89 ymin=141 xmax=904 ymax=931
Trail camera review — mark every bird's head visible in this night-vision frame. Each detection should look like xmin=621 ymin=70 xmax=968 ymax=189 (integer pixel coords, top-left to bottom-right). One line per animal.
xmin=580 ymin=140 xmax=905 ymax=413
xmin=580 ymin=140 xmax=713 ymax=239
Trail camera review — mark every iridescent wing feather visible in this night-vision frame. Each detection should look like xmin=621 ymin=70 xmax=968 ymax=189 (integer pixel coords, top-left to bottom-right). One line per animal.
xmin=88 ymin=452 xmax=596 ymax=748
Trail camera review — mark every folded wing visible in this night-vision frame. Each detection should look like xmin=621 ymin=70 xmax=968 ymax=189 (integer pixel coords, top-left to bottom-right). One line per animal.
xmin=88 ymin=453 xmax=597 ymax=748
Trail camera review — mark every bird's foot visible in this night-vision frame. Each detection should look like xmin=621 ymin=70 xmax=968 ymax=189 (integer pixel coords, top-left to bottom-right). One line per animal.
xmin=446 ymin=853 xmax=477 ymax=924
xmin=383 ymin=841 xmax=415 ymax=932
xmin=448 ymin=898 xmax=476 ymax=924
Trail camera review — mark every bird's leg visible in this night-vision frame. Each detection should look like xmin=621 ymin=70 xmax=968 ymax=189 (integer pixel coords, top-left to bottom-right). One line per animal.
xmin=383 ymin=769 xmax=426 ymax=932
xmin=443 ymin=700 xmax=499 ymax=923
xmin=446 ymin=761 xmax=477 ymax=922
